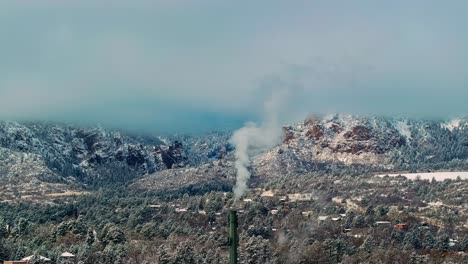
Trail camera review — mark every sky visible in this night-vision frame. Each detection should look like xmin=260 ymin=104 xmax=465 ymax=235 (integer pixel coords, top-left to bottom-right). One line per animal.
xmin=0 ymin=0 xmax=467 ymax=132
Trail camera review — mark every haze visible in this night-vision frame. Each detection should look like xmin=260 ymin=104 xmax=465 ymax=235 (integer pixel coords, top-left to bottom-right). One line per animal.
xmin=1 ymin=0 xmax=467 ymax=132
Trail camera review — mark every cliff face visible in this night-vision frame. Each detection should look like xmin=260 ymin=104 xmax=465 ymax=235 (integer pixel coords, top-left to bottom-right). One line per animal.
xmin=254 ymin=115 xmax=468 ymax=178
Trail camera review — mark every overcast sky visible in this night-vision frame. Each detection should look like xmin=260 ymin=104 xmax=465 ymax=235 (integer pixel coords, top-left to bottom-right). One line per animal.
xmin=0 ymin=0 xmax=467 ymax=132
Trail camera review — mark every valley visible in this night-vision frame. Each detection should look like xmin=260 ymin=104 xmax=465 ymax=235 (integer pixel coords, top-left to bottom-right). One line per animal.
xmin=0 ymin=115 xmax=467 ymax=263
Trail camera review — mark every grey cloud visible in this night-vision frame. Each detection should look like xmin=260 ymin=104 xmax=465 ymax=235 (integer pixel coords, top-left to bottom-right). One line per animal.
xmin=0 ymin=1 xmax=467 ymax=132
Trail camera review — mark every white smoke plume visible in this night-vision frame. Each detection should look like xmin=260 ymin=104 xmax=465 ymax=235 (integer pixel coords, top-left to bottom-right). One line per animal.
xmin=230 ymin=90 xmax=288 ymax=199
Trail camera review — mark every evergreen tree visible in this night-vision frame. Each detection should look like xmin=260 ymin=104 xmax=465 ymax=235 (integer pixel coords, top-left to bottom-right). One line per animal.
xmin=204 ymin=248 xmax=222 ymax=264
xmin=244 ymin=236 xmax=272 ymax=264
xmin=435 ymin=233 xmax=450 ymax=251
xmin=101 ymin=224 xmax=126 ymax=246
xmin=157 ymin=245 xmax=172 ymax=264
xmin=460 ymin=235 xmax=468 ymax=251
xmin=353 ymin=215 xmax=366 ymax=228
xmin=0 ymin=217 xmax=7 ymax=238
xmin=360 ymin=235 xmax=376 ymax=253
xmin=422 ymin=230 xmax=435 ymax=249
xmin=85 ymin=228 xmax=95 ymax=246
xmin=391 ymin=229 xmax=405 ymax=243
xmin=174 ymin=241 xmax=197 ymax=264
xmin=0 ymin=238 xmax=11 ymax=263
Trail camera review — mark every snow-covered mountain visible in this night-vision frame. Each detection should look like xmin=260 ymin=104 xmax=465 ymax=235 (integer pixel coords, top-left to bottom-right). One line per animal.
xmin=135 ymin=115 xmax=468 ymax=193
xmin=0 ymin=121 xmax=230 ymax=201
xmin=0 ymin=116 xmax=467 ymax=200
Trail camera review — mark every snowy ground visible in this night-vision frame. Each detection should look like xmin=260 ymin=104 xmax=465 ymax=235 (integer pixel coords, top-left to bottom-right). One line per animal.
xmin=376 ymin=171 xmax=468 ymax=181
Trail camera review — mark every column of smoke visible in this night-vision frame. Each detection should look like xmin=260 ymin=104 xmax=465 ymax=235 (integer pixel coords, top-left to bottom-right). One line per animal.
xmin=230 ymin=90 xmax=287 ymax=200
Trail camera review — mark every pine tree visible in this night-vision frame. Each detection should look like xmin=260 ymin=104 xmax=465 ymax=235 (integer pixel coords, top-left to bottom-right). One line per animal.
xmin=0 ymin=217 xmax=7 ymax=238
xmin=403 ymin=230 xmax=418 ymax=250
xmin=460 ymin=235 xmax=468 ymax=251
xmin=360 ymin=235 xmax=376 ymax=253
xmin=204 ymin=248 xmax=222 ymax=264
xmin=244 ymin=236 xmax=272 ymax=264
xmin=353 ymin=215 xmax=366 ymax=228
xmin=436 ymin=233 xmax=450 ymax=251
xmin=174 ymin=241 xmax=197 ymax=264
xmin=157 ymin=245 xmax=172 ymax=264
xmin=86 ymin=228 xmax=95 ymax=246
xmin=391 ymin=229 xmax=405 ymax=243
xmin=0 ymin=238 xmax=11 ymax=264
xmin=422 ymin=230 xmax=435 ymax=249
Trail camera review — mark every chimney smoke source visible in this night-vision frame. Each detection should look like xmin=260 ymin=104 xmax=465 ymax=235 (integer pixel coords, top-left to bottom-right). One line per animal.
xmin=229 ymin=210 xmax=238 ymax=264
xmin=230 ymin=90 xmax=286 ymax=199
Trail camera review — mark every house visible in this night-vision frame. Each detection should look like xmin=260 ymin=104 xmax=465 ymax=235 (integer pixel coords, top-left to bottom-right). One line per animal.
xmin=59 ymin=252 xmax=76 ymax=263
xmin=395 ymin=223 xmax=408 ymax=231
xmin=175 ymin=208 xmax=188 ymax=213
xmin=3 ymin=261 xmax=28 ymax=264
xmin=302 ymin=211 xmax=313 ymax=217
xmin=318 ymin=216 xmax=329 ymax=221
xmin=60 ymin=252 xmax=76 ymax=258
xmin=287 ymin=193 xmax=313 ymax=202
xmin=449 ymin=238 xmax=458 ymax=247
xmin=270 ymin=209 xmax=279 ymax=215
xmin=345 ymin=228 xmax=367 ymax=238
xmin=332 ymin=197 xmax=346 ymax=204
xmin=260 ymin=190 xmax=275 ymax=197
xmin=21 ymin=255 xmax=51 ymax=262
xmin=375 ymin=221 xmax=392 ymax=227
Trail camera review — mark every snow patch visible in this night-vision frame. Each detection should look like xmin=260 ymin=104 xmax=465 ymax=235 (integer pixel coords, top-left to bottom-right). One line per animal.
xmin=395 ymin=120 xmax=412 ymax=139
xmin=441 ymin=119 xmax=461 ymax=131
xmin=376 ymin=171 xmax=468 ymax=181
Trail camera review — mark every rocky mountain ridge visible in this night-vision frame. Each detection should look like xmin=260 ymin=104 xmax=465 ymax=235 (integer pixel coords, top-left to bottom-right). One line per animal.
xmin=0 ymin=121 xmax=231 ymax=201
xmin=135 ymin=115 xmax=468 ymax=193
xmin=250 ymin=115 xmax=467 ymax=178
xmin=0 ymin=116 xmax=467 ymax=201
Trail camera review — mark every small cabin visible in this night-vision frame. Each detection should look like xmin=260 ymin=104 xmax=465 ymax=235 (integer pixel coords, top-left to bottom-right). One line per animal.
xmin=21 ymin=255 xmax=51 ymax=263
xmin=318 ymin=216 xmax=329 ymax=221
xmin=375 ymin=221 xmax=392 ymax=227
xmin=395 ymin=223 xmax=409 ymax=231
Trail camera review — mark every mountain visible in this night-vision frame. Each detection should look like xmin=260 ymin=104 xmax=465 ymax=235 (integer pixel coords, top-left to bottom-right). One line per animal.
xmin=255 ymin=115 xmax=468 ymax=177
xmin=134 ymin=115 xmax=468 ymax=194
xmin=0 ymin=121 xmax=230 ymax=201
xmin=1 ymin=115 xmax=467 ymax=264
xmin=0 ymin=116 xmax=467 ymax=201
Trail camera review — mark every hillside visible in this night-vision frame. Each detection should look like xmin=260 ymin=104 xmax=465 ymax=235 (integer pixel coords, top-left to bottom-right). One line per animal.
xmin=133 ymin=115 xmax=468 ymax=194
xmin=0 ymin=121 xmax=230 ymax=201
xmin=0 ymin=116 xmax=467 ymax=263
xmin=0 ymin=116 xmax=467 ymax=201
